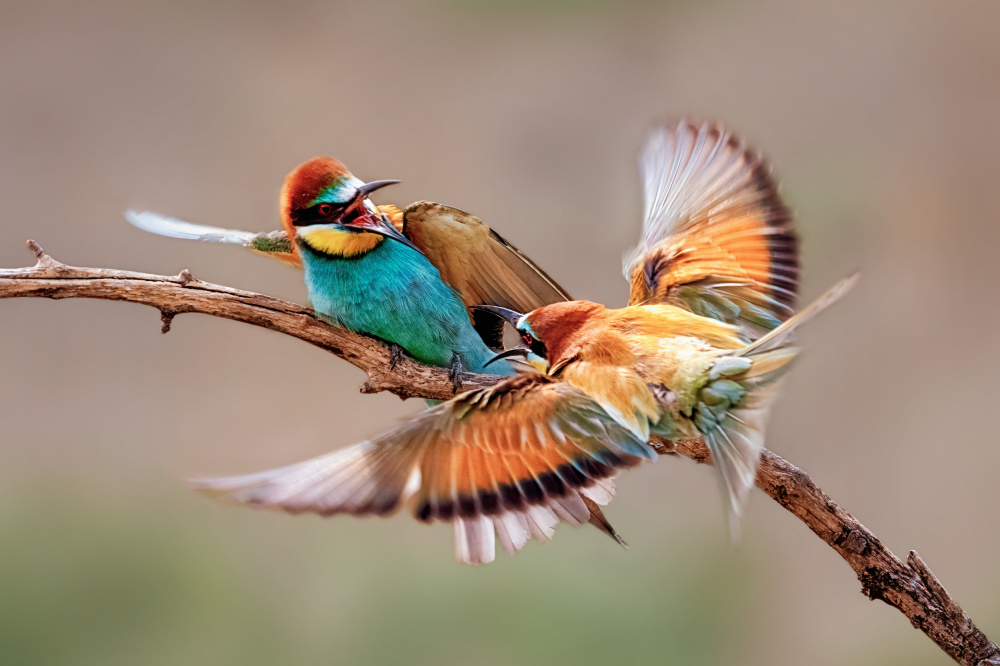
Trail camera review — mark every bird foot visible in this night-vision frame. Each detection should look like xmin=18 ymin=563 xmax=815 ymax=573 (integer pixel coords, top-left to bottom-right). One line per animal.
xmin=449 ymin=353 xmax=465 ymax=394
xmin=388 ymin=343 xmax=405 ymax=371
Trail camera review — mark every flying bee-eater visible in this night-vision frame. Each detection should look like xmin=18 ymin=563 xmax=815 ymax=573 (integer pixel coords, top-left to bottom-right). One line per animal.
xmin=190 ymin=120 xmax=855 ymax=564
xmin=126 ymin=157 xmax=570 ymax=383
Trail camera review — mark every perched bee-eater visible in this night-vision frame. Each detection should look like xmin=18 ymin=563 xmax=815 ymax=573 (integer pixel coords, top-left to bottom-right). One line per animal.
xmin=190 ymin=120 xmax=854 ymax=564
xmin=127 ymin=157 xmax=570 ymax=382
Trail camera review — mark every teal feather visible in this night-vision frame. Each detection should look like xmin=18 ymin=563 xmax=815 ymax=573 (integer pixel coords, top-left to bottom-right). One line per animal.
xmin=300 ymin=237 xmax=512 ymax=376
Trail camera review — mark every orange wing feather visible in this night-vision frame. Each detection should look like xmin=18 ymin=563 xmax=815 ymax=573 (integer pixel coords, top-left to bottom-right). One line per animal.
xmin=624 ymin=120 xmax=798 ymax=337
xmin=190 ymin=374 xmax=656 ymax=564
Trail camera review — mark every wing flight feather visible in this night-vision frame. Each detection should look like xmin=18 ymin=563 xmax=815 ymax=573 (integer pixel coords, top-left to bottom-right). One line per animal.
xmin=624 ymin=121 xmax=798 ymax=339
xmin=190 ymin=374 xmax=656 ymax=564
xmin=402 ymin=202 xmax=571 ymax=348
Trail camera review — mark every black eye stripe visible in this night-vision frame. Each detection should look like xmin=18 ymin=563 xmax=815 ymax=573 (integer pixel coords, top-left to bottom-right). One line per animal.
xmin=292 ymin=202 xmax=348 ymax=226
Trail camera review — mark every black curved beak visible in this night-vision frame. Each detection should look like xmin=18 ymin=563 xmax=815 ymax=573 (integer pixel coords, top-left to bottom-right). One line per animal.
xmin=362 ymin=214 xmax=422 ymax=253
xmin=470 ymin=305 xmax=524 ymax=328
xmin=355 ymin=179 xmax=401 ymax=198
xmin=483 ymin=347 xmax=529 ymax=368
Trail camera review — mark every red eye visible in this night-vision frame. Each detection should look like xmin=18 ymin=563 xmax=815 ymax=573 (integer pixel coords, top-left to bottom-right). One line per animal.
xmin=318 ymin=203 xmax=334 ymax=216
xmin=521 ymin=333 xmax=533 ymax=346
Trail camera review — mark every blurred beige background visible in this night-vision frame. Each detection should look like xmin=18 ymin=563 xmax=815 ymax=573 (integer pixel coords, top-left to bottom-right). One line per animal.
xmin=2 ymin=0 xmax=999 ymax=664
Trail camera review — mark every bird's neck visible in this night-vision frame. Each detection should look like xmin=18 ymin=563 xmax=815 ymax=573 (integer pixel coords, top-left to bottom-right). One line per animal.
xmin=298 ymin=227 xmax=384 ymax=259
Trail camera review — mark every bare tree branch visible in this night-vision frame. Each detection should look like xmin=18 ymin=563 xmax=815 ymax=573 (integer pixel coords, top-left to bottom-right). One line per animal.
xmin=2 ymin=240 xmax=997 ymax=665
xmin=670 ymin=440 xmax=1000 ymax=665
xmin=0 ymin=241 xmax=494 ymax=401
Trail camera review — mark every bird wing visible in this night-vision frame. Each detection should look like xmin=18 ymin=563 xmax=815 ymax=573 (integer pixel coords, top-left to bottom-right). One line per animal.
xmin=402 ymin=202 xmax=572 ymax=349
xmin=189 ymin=373 xmax=656 ymax=565
xmin=623 ymin=121 xmax=798 ymax=338
xmin=125 ymin=210 xmax=302 ymax=268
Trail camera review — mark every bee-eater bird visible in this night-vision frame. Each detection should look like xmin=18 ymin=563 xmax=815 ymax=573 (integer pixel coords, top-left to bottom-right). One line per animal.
xmin=126 ymin=158 xmax=570 ymax=382
xmin=189 ymin=120 xmax=854 ymax=564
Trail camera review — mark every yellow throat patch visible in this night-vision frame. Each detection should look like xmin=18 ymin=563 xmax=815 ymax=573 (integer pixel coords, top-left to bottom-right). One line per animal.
xmin=300 ymin=227 xmax=384 ymax=258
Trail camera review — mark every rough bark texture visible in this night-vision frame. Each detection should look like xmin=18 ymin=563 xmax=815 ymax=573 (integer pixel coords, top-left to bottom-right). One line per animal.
xmin=2 ymin=241 xmax=998 ymax=665
xmin=668 ymin=439 xmax=1000 ymax=666
xmin=0 ymin=241 xmax=492 ymax=401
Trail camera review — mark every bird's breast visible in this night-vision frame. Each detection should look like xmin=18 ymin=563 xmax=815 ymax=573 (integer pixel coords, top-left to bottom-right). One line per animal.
xmin=298 ymin=239 xmax=498 ymax=371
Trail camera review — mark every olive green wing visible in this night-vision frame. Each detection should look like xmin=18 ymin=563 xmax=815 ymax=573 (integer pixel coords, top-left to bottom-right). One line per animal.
xmin=402 ymin=202 xmax=571 ymax=348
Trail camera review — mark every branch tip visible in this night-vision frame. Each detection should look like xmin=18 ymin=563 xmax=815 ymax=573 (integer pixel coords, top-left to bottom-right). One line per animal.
xmin=908 ymin=551 xmax=945 ymax=600
xmin=26 ymin=239 xmax=45 ymax=259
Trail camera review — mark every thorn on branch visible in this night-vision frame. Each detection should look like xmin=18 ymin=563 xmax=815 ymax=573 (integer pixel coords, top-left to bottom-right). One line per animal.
xmin=25 ymin=239 xmax=60 ymax=269
xmin=26 ymin=239 xmax=45 ymax=259
xmin=177 ymin=269 xmax=194 ymax=285
xmin=160 ymin=311 xmax=175 ymax=334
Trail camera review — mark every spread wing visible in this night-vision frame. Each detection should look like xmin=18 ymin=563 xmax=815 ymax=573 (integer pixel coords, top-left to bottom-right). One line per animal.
xmin=402 ymin=202 xmax=571 ymax=349
xmin=623 ymin=121 xmax=798 ymax=338
xmin=125 ymin=210 xmax=302 ymax=268
xmin=190 ymin=374 xmax=656 ymax=564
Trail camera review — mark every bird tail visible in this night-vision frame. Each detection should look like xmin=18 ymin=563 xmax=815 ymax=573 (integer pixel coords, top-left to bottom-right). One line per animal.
xmin=736 ymin=273 xmax=858 ymax=357
xmin=124 ymin=210 xmax=302 ymax=268
xmin=697 ymin=273 xmax=858 ymax=538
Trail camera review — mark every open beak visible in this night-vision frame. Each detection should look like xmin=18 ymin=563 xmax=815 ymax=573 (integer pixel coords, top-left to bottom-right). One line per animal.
xmin=470 ymin=305 xmax=524 ymax=328
xmin=341 ymin=179 xmax=423 ymax=253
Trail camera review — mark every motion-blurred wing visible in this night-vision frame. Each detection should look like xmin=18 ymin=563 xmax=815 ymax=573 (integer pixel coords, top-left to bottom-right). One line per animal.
xmin=190 ymin=374 xmax=655 ymax=564
xmin=402 ymin=202 xmax=571 ymax=349
xmin=125 ymin=210 xmax=302 ymax=268
xmin=624 ymin=121 xmax=798 ymax=338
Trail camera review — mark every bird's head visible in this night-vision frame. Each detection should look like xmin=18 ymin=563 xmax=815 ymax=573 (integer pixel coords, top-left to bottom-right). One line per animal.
xmin=477 ymin=301 xmax=605 ymax=375
xmin=279 ymin=157 xmax=417 ymax=253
